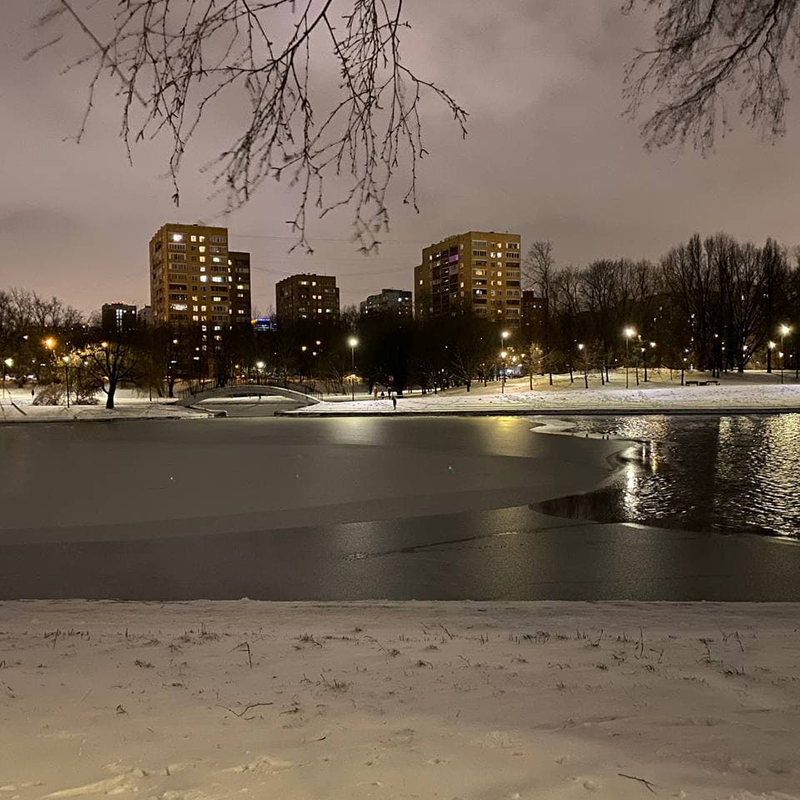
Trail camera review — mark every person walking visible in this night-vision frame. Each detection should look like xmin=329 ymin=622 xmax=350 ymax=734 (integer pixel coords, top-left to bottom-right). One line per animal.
xmin=373 ymin=386 xmax=378 ymax=400
xmin=391 ymin=394 xmax=397 ymax=411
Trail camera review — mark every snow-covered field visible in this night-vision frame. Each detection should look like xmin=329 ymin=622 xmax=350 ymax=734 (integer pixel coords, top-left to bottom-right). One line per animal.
xmin=0 ymin=388 xmax=207 ymax=423
xmin=289 ymin=383 xmax=800 ymax=415
xmin=1 ymin=601 xmax=798 ymax=800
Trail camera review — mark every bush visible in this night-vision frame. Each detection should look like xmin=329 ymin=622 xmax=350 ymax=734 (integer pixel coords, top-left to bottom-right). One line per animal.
xmin=32 ymin=384 xmax=65 ymax=406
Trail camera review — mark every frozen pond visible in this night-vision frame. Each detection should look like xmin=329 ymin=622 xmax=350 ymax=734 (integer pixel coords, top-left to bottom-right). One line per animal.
xmin=2 ymin=415 xmax=800 ymax=600
xmin=537 ymin=414 xmax=800 ymax=538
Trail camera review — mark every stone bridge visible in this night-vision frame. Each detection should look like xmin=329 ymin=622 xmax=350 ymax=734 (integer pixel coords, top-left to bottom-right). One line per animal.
xmin=175 ymin=384 xmax=320 ymax=408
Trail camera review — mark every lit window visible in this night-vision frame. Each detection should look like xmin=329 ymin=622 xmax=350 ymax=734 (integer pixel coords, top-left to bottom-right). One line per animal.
xmin=199 ymin=256 xmax=206 ymax=263
xmin=169 ymin=302 xmax=188 ymax=311
xmin=192 ymin=315 xmax=199 ymax=321
xmin=171 ymin=233 xmax=183 ymax=242
xmin=200 ymin=276 xmax=208 ymax=283
xmin=190 ymin=235 xmax=197 ymax=242
xmin=212 ymin=257 xmax=221 ymax=263
xmin=199 ymin=236 xmax=205 ymax=242
xmin=212 ymin=276 xmax=224 ymax=283
xmin=199 ymin=246 xmax=206 ymax=253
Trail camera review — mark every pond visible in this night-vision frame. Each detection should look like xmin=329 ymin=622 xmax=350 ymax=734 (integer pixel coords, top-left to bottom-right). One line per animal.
xmin=535 ymin=414 xmax=800 ymax=539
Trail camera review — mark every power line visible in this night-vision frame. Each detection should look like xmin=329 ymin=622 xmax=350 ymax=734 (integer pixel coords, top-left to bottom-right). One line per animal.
xmin=229 ymin=231 xmax=429 ymax=246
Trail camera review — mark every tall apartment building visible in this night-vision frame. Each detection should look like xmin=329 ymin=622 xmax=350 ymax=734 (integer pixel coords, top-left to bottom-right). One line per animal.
xmin=150 ymin=223 xmax=231 ymax=329
xmin=275 ymin=274 xmax=340 ymax=322
xmin=414 ymin=231 xmax=522 ymax=326
xmin=149 ymin=224 xmax=251 ymax=339
xmin=101 ymin=303 xmax=137 ymax=336
xmin=228 ymin=251 xmax=252 ymax=324
xmin=360 ymin=288 xmax=412 ymax=318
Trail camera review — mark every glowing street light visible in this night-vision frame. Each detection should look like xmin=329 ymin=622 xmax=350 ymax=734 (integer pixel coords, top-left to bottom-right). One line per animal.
xmin=623 ymin=327 xmax=636 ymax=388
xmin=577 ymin=343 xmax=588 ymax=388
xmin=43 ymin=337 xmax=56 ymax=350
xmin=779 ymin=324 xmax=792 ymax=384
xmin=348 ymin=337 xmax=359 ymax=400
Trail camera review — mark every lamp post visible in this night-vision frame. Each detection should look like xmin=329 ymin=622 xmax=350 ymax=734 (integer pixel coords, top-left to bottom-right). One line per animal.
xmin=624 ymin=327 xmax=636 ymax=388
xmin=500 ymin=331 xmax=509 ymax=391
xmin=779 ymin=324 xmax=791 ymax=384
xmin=577 ymin=344 xmax=588 ymax=388
xmin=348 ymin=336 xmax=358 ymax=401
xmin=500 ymin=350 xmax=508 ymax=393
xmin=61 ymin=355 xmax=71 ymax=409
xmin=255 ymin=360 xmax=265 ymax=384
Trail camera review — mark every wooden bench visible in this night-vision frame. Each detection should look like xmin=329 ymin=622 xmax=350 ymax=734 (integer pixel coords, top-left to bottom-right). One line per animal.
xmin=685 ymin=380 xmax=699 ymax=386
xmin=699 ymin=380 xmax=719 ymax=386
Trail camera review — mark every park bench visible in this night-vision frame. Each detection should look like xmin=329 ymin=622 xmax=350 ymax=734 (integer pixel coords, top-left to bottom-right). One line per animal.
xmin=685 ymin=380 xmax=699 ymax=386
xmin=699 ymin=380 xmax=719 ymax=386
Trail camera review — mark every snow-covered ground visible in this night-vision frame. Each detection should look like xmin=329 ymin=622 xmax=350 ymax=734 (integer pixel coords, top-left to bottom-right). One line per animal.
xmin=1 ymin=601 xmax=798 ymax=800
xmin=289 ymin=383 xmax=800 ymax=415
xmin=0 ymin=387 xmax=207 ymax=423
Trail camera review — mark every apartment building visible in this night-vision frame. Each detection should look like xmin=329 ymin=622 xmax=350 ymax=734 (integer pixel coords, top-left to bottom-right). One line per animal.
xmin=228 ymin=251 xmax=253 ymax=324
xmin=275 ymin=274 xmax=340 ymax=322
xmin=360 ymin=288 xmax=412 ymax=318
xmin=101 ymin=303 xmax=137 ymax=336
xmin=149 ymin=224 xmax=252 ymax=348
xmin=414 ymin=231 xmax=522 ymax=326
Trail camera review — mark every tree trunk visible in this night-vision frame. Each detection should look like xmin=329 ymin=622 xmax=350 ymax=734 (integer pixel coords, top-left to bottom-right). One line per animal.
xmin=106 ymin=378 xmax=118 ymax=409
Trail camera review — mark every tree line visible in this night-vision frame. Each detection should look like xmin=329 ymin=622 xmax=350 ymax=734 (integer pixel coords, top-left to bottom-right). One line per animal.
xmin=2 ymin=231 xmax=799 ymax=407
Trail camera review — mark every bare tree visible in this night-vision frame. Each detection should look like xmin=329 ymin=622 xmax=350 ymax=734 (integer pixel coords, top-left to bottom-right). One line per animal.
xmin=625 ymin=0 xmax=800 ymax=152
xmin=34 ymin=0 xmax=467 ymax=251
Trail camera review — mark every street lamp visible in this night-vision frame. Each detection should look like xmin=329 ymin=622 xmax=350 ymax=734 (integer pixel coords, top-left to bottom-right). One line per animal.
xmin=779 ymin=324 xmax=791 ymax=384
xmin=577 ymin=343 xmax=588 ymax=389
xmin=61 ymin=355 xmax=71 ymax=409
xmin=255 ymin=360 xmax=265 ymax=382
xmin=348 ymin=336 xmax=359 ymax=400
xmin=624 ymin=327 xmax=636 ymax=388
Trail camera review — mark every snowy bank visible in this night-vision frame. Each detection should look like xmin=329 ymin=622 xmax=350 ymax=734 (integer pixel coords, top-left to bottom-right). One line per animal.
xmin=1 ymin=600 xmax=799 ymax=800
xmin=0 ymin=403 xmax=209 ymax=424
xmin=287 ymin=383 xmax=800 ymax=416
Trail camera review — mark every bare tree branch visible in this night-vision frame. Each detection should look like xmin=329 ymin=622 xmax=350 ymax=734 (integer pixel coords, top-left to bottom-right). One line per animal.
xmin=36 ymin=0 xmax=467 ymax=251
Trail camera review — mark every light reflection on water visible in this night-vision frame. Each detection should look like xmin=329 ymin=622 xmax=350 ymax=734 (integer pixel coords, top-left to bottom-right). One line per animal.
xmin=537 ymin=414 xmax=800 ymax=538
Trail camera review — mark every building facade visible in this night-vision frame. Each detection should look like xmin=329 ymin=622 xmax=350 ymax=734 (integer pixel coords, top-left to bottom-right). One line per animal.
xmin=149 ymin=224 xmax=232 ymax=330
xmin=137 ymin=305 xmax=153 ymax=327
xmin=521 ymin=291 xmax=547 ymax=344
xmin=414 ymin=231 xmax=522 ymax=326
xmin=101 ymin=303 xmax=137 ymax=336
xmin=275 ymin=274 xmax=340 ymax=322
xmin=228 ymin=251 xmax=253 ymax=324
xmin=360 ymin=288 xmax=412 ymax=318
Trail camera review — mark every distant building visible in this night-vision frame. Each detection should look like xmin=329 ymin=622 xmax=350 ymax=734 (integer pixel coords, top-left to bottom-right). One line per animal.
xmin=228 ymin=251 xmax=253 ymax=324
xmin=360 ymin=288 xmax=412 ymax=318
xmin=101 ymin=303 xmax=137 ymax=336
xmin=252 ymin=316 xmax=277 ymax=332
xmin=275 ymin=274 xmax=340 ymax=322
xmin=414 ymin=230 xmax=522 ymax=326
xmin=149 ymin=224 xmax=231 ymax=339
xmin=137 ymin=305 xmax=153 ymax=327
xmin=521 ymin=291 xmax=547 ymax=344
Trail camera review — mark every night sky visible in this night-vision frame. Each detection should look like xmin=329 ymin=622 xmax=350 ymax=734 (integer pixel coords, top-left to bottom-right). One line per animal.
xmin=2 ymin=0 xmax=799 ymax=316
